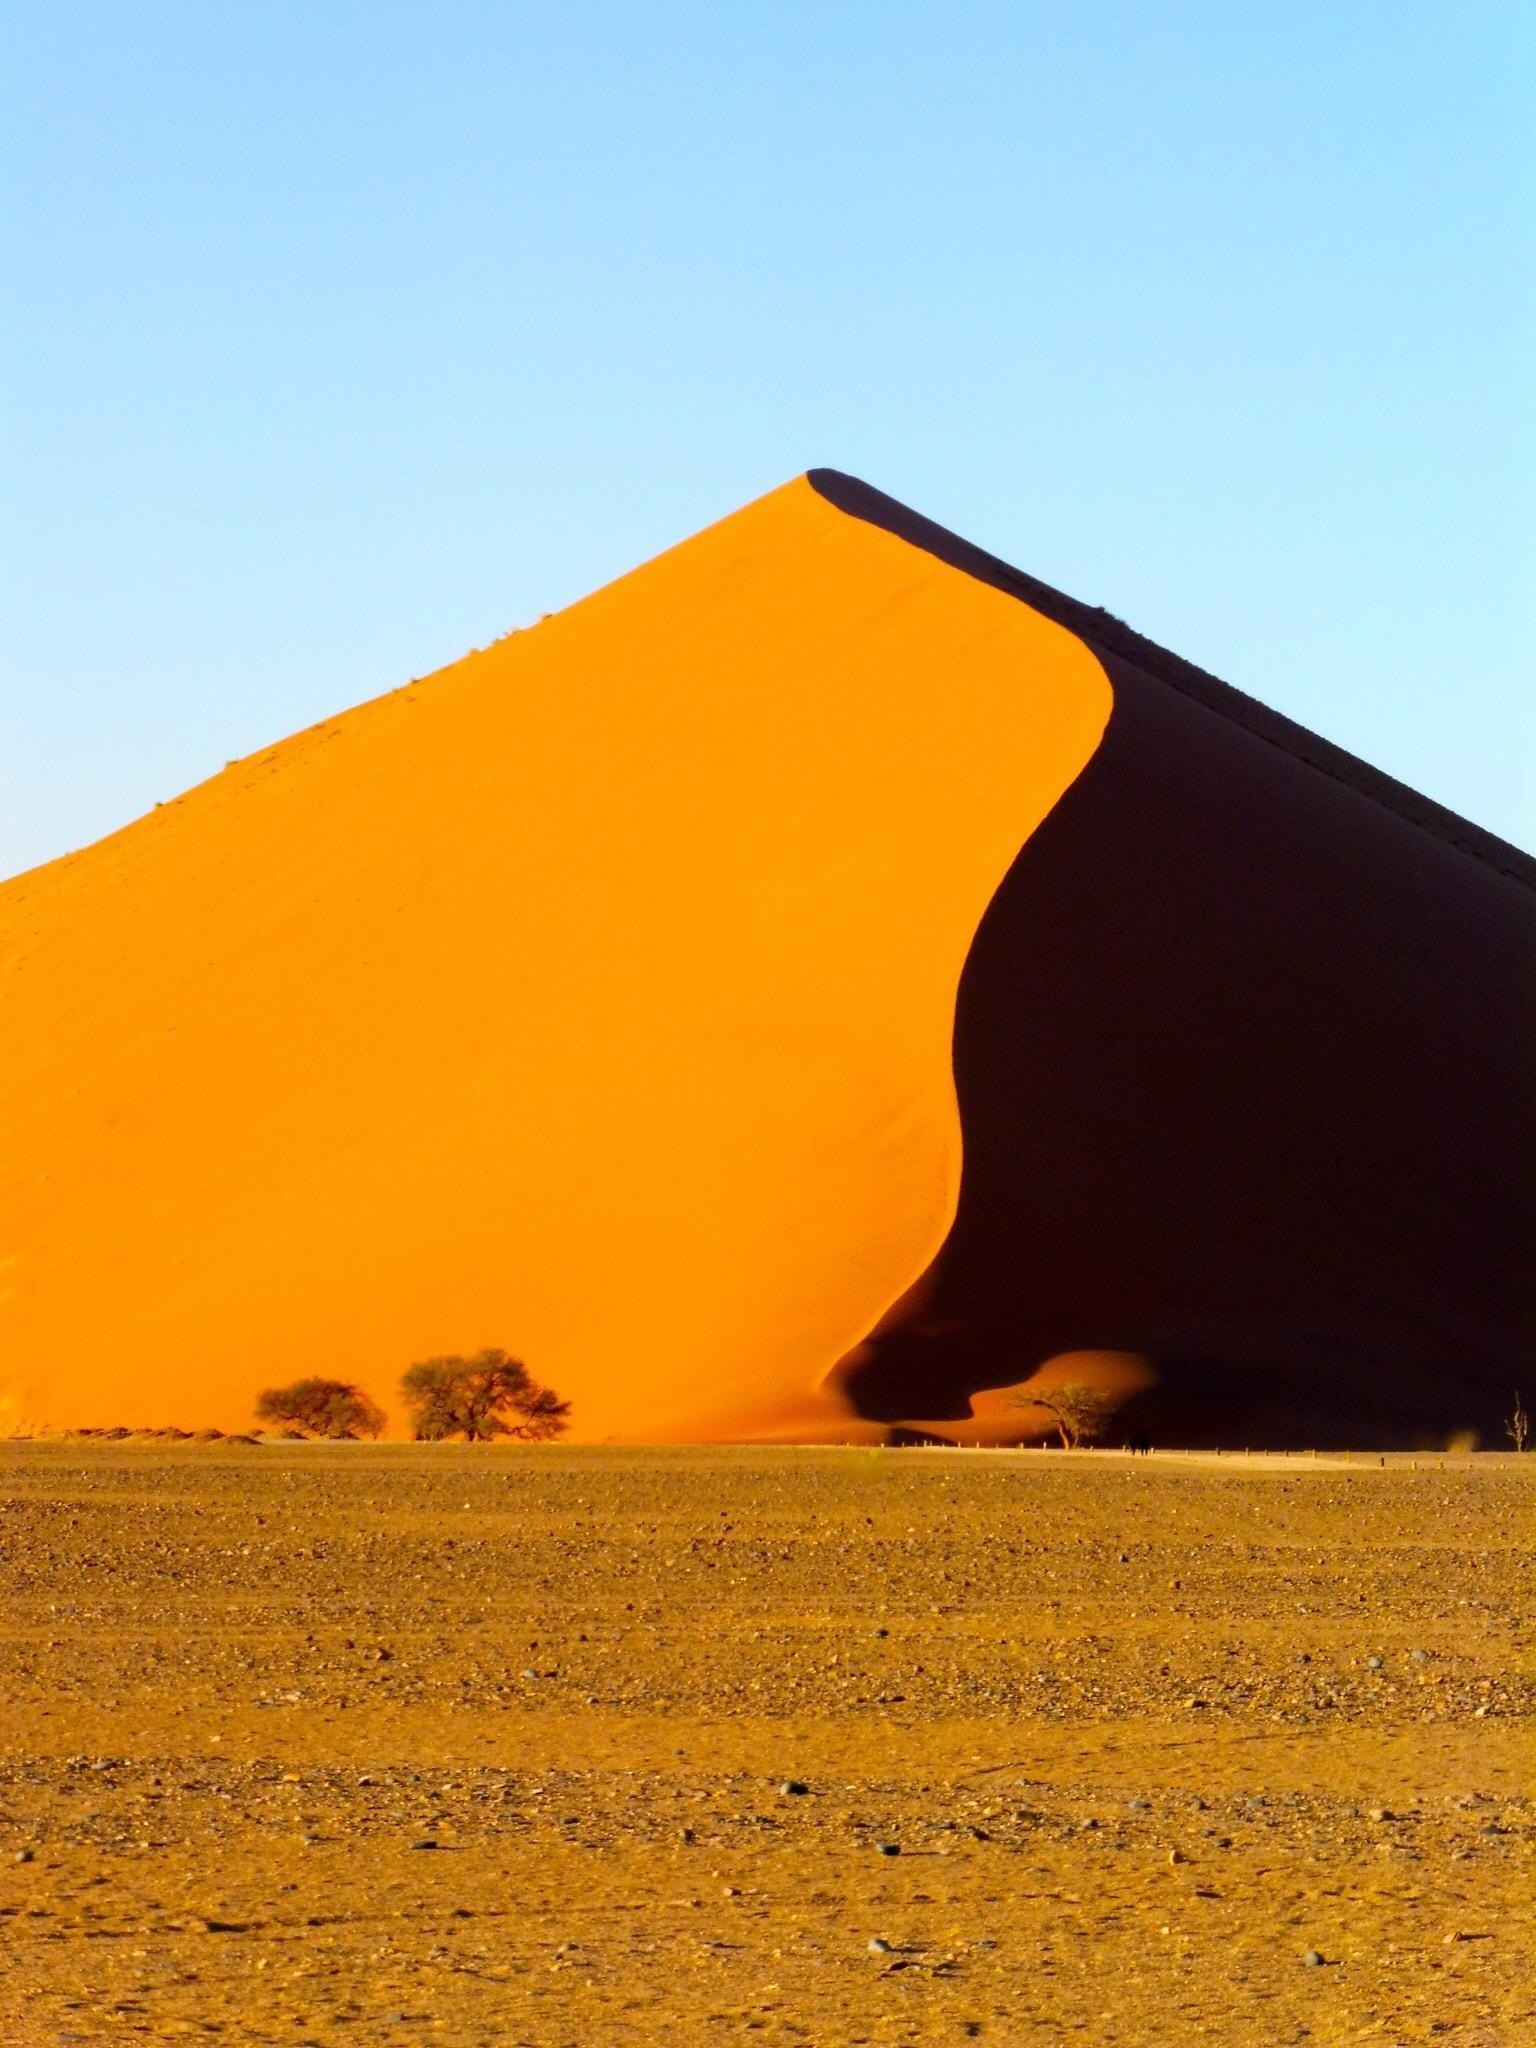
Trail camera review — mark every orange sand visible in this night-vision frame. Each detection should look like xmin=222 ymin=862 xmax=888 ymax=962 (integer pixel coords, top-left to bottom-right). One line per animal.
xmin=0 ymin=478 xmax=1109 ymax=1439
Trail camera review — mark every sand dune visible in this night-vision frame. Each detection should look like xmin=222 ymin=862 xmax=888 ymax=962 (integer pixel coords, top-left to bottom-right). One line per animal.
xmin=0 ymin=478 xmax=1108 ymax=1439
xmin=2 ymin=474 xmax=1530 ymax=1443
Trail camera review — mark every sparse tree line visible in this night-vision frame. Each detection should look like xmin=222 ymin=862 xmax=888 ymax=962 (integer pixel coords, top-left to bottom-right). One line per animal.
xmin=252 ymin=1362 xmax=1529 ymax=1453
xmin=254 ymin=1349 xmax=570 ymax=1442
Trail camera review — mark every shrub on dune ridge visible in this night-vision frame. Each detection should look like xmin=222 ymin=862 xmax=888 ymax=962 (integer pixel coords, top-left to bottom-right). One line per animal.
xmin=254 ymin=1378 xmax=386 ymax=1439
xmin=400 ymin=1350 xmax=570 ymax=1442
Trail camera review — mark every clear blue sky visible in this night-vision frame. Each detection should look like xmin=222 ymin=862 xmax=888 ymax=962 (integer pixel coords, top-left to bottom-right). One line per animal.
xmin=3 ymin=1 xmax=1532 ymax=877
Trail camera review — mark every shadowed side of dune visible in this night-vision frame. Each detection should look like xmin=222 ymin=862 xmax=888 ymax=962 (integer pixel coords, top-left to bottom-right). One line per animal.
xmin=6 ymin=466 xmax=1529 ymax=1447
xmin=813 ymin=472 xmax=1536 ymax=1448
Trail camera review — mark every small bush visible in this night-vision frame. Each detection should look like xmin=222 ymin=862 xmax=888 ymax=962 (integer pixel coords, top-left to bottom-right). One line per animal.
xmin=254 ymin=1378 xmax=386 ymax=1440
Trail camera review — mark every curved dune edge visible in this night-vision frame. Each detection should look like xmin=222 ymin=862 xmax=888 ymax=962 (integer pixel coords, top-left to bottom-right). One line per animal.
xmin=810 ymin=475 xmax=1536 ymax=1449
xmin=0 ymin=476 xmax=1111 ymax=1442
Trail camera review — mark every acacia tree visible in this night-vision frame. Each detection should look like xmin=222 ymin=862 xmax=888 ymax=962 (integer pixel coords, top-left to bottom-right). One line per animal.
xmin=1008 ymin=1380 xmax=1116 ymax=1450
xmin=254 ymin=1378 xmax=386 ymax=1439
xmin=399 ymin=1349 xmax=570 ymax=1443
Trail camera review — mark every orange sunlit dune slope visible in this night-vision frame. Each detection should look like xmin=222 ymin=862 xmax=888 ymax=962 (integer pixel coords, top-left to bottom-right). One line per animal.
xmin=0 ymin=477 xmax=1110 ymax=1439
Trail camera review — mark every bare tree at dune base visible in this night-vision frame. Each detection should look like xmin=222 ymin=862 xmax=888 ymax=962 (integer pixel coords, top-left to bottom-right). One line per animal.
xmin=1008 ymin=1380 xmax=1116 ymax=1450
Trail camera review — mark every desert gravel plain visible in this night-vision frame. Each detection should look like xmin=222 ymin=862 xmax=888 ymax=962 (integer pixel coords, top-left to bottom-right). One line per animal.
xmin=0 ymin=1442 xmax=1530 ymax=2047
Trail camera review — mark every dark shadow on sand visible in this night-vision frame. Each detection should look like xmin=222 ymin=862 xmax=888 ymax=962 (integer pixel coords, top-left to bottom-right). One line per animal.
xmin=810 ymin=471 xmax=1536 ymax=1449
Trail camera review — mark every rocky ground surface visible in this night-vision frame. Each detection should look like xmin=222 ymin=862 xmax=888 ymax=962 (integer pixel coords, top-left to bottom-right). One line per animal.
xmin=0 ymin=1442 xmax=1530 ymax=2045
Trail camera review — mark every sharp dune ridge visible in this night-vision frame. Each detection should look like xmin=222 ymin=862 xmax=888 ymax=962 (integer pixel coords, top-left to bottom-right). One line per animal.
xmin=2 ymin=474 xmax=1531 ymax=1444
xmin=809 ymin=470 xmax=1535 ymax=886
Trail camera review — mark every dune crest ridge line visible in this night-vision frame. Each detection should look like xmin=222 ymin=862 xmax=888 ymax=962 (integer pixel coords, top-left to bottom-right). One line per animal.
xmin=811 ymin=472 xmax=1536 ymax=1449
xmin=0 ymin=475 xmax=1112 ymax=1440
